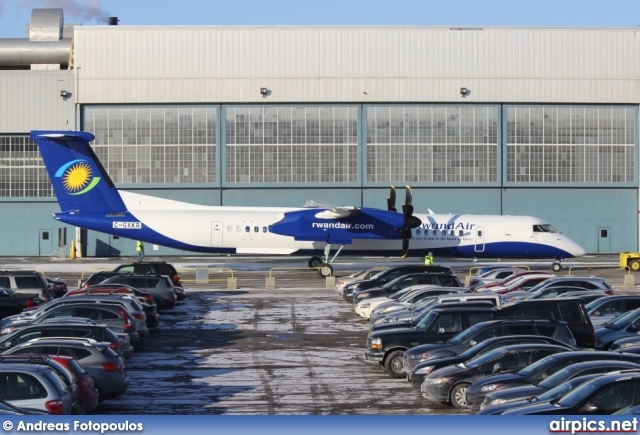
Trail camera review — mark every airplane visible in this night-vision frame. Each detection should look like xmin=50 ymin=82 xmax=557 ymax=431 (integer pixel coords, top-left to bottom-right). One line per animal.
xmin=31 ymin=130 xmax=586 ymax=277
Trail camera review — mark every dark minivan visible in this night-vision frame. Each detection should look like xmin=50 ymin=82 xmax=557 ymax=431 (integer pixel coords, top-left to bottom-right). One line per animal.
xmin=496 ymin=298 xmax=594 ymax=348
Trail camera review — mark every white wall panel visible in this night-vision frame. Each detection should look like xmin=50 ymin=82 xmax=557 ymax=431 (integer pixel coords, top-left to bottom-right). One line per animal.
xmin=73 ymin=26 xmax=640 ymax=104
xmin=0 ymin=71 xmax=76 ymax=133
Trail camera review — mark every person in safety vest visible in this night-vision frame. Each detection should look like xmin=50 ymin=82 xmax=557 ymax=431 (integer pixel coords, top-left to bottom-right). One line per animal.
xmin=424 ymin=252 xmax=434 ymax=265
xmin=136 ymin=240 xmax=145 ymax=262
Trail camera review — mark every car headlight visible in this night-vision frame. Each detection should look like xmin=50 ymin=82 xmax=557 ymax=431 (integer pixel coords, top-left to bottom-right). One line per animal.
xmin=346 ymin=284 xmax=360 ymax=291
xmin=359 ymin=292 xmax=370 ymax=299
xmin=621 ymin=343 xmax=635 ymax=349
xmin=490 ymin=398 xmax=507 ymax=406
xmin=480 ymin=383 xmax=503 ymax=393
xmin=414 ymin=366 xmax=434 ymax=375
xmin=409 ymin=353 xmax=428 ymax=361
xmin=374 ymin=318 xmax=385 ymax=325
xmin=359 ymin=303 xmax=370 ymax=309
xmin=0 ymin=326 xmax=14 ymax=335
xmin=424 ymin=376 xmax=450 ymax=385
xmin=370 ymin=338 xmax=382 ymax=350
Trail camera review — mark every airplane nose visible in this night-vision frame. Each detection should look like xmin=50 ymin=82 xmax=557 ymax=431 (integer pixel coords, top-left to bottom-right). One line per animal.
xmin=568 ymin=240 xmax=587 ymax=257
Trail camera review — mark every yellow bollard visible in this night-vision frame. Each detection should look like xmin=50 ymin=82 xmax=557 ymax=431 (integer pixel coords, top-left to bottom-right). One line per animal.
xmin=70 ymin=240 xmax=76 ymax=259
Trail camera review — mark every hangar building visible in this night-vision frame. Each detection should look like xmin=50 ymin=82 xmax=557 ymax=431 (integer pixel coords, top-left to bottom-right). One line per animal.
xmin=0 ymin=8 xmax=636 ymax=257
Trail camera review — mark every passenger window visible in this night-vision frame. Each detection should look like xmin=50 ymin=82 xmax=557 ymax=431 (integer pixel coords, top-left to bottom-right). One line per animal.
xmin=70 ymin=348 xmax=92 ymax=361
xmin=129 ymin=278 xmax=147 ymax=288
xmin=254 ymin=226 xmax=259 ymax=232
xmin=458 ymin=230 xmax=463 ymax=236
xmin=580 ymin=383 xmax=636 ymax=414
xmin=245 ymin=226 xmax=250 ymax=233
xmin=100 ymin=310 xmax=120 ymax=320
xmin=50 ymin=307 xmax=74 ymax=318
xmin=5 ymin=373 xmax=46 ymax=399
xmin=137 ymin=265 xmax=152 ymax=274
xmin=227 ymin=226 xmax=232 ymax=232
xmin=430 ymin=314 xmax=462 ymax=333
xmin=236 ymin=226 xmax=241 ymax=232
xmin=14 ymin=331 xmax=42 ymax=344
xmin=558 ymin=302 xmax=582 ymax=323
xmin=472 ymin=327 xmax=502 ymax=342
xmin=116 ymin=266 xmax=134 ymax=273
xmin=416 ymin=229 xmax=422 ymax=236
xmin=262 ymin=227 xmax=267 ymax=233
xmin=14 ymin=277 xmax=41 ymax=289
xmin=0 ymin=277 xmax=9 ymax=288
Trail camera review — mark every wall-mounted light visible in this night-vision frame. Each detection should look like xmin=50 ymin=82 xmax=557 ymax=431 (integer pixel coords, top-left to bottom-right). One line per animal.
xmin=460 ymin=87 xmax=468 ymax=97
xmin=60 ymin=90 xmax=68 ymax=100
xmin=260 ymin=87 xmax=268 ymax=98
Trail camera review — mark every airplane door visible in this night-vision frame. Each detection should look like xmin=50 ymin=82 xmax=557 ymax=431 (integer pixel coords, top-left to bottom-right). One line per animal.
xmin=598 ymin=227 xmax=611 ymax=253
xmin=211 ymin=221 xmax=223 ymax=246
xmin=474 ymin=227 xmax=485 ymax=252
xmin=39 ymin=230 xmax=52 ymax=256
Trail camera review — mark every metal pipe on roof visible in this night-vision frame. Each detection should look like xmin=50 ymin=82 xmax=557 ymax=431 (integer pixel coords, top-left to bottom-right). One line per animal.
xmin=0 ymin=38 xmax=72 ymax=67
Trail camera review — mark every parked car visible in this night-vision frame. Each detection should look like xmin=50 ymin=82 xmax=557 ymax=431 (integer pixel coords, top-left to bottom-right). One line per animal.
xmin=113 ymin=261 xmax=182 ymax=287
xmin=341 ymin=265 xmax=454 ymax=300
xmin=501 ymin=372 xmax=640 ymax=415
xmin=505 ymin=276 xmax=613 ymax=301
xmin=557 ymin=291 xmax=608 ymax=305
xmin=473 ymin=271 xmax=554 ymax=293
xmin=2 ymin=338 xmax=129 ymax=401
xmin=370 ymin=292 xmax=503 ymax=328
xmin=79 ymin=271 xmax=122 ymax=288
xmin=0 ymin=363 xmax=73 ymax=414
xmin=480 ymin=360 xmax=640 ymax=412
xmin=595 ymin=307 xmax=640 ymax=350
xmin=496 ymin=298 xmax=595 ymax=348
xmin=100 ymin=274 xmax=176 ymax=310
xmin=351 ymin=272 xmax=463 ymax=306
xmin=0 ymin=270 xmax=51 ymax=306
xmin=407 ymin=334 xmax=576 ymax=390
xmin=0 ymin=319 xmax=127 ymax=358
xmin=468 ymin=267 xmax=524 ymax=289
xmin=367 ymin=287 xmax=469 ymax=320
xmin=464 ymin=350 xmax=640 ymax=411
xmin=348 ymin=272 xmax=462 ymax=305
xmin=610 ymin=336 xmax=640 ymax=352
xmin=421 ymin=343 xmax=569 ymax=408
xmin=45 ymin=278 xmax=68 ymax=298
xmin=505 ymin=286 xmax=609 ymax=302
xmin=0 ymin=302 xmax=139 ymax=344
xmin=49 ymin=355 xmax=99 ymax=414
xmin=586 ymin=295 xmax=640 ymax=326
xmin=355 ymin=285 xmax=463 ymax=319
xmin=67 ymin=284 xmax=160 ymax=329
xmin=477 ymin=273 xmax=556 ymax=295
xmin=364 ymin=306 xmax=496 ymax=378
xmin=335 ymin=268 xmax=385 ymax=294
xmin=0 ymin=354 xmax=80 ymax=414
xmin=477 ymin=373 xmax=603 ymax=415
xmin=404 ymin=318 xmax=577 ymax=377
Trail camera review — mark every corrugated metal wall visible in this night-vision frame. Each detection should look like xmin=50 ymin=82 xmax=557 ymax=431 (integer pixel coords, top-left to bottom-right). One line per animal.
xmin=74 ymin=26 xmax=640 ymax=104
xmin=0 ymin=71 xmax=76 ymax=132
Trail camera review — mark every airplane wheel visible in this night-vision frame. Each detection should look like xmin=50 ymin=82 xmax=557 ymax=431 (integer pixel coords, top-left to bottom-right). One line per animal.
xmin=308 ymin=256 xmax=322 ymax=268
xmin=317 ymin=263 xmax=333 ymax=278
xmin=551 ymin=262 xmax=562 ymax=272
xmin=630 ymin=260 xmax=640 ymax=271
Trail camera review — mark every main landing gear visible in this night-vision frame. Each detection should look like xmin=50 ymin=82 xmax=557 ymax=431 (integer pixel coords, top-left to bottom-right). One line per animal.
xmin=308 ymin=245 xmax=345 ymax=278
xmin=551 ymin=258 xmax=564 ymax=272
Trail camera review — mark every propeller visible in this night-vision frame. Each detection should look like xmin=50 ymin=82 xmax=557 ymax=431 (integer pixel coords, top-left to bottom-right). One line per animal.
xmin=399 ymin=186 xmax=422 ymax=257
xmin=387 ymin=185 xmax=397 ymax=212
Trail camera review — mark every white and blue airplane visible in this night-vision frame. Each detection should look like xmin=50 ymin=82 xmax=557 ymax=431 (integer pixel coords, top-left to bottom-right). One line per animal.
xmin=32 ymin=130 xmax=586 ymax=276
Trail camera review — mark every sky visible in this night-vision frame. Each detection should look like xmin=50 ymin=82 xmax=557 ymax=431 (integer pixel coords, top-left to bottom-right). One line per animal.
xmin=1 ymin=0 xmax=640 ymax=38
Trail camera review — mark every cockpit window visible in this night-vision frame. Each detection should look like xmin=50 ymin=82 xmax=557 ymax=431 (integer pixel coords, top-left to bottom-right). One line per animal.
xmin=533 ymin=224 xmax=557 ymax=233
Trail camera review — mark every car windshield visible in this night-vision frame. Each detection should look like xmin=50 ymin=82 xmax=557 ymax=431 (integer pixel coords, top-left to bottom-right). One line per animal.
xmin=606 ymin=308 xmax=640 ymax=328
xmin=537 ymin=366 xmax=575 ymax=388
xmin=464 ymin=348 xmax=503 ymax=368
xmin=557 ymin=378 xmax=610 ymax=407
xmin=518 ymin=355 xmax=558 ymax=377
xmin=533 ymin=376 xmax=598 ymax=403
xmin=448 ymin=323 xmax=483 ymax=345
xmin=391 ymin=287 xmax=420 ymax=301
xmin=413 ymin=297 xmax=437 ymax=312
xmin=584 ymin=299 xmax=603 ymax=311
xmin=415 ymin=311 xmax=438 ymax=330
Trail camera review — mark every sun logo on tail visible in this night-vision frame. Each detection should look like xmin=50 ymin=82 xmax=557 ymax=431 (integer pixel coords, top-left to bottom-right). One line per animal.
xmin=55 ymin=159 xmax=101 ymax=195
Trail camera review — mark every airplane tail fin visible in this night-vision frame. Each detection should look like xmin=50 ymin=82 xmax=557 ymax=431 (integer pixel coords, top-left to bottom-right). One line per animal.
xmin=31 ymin=130 xmax=127 ymax=213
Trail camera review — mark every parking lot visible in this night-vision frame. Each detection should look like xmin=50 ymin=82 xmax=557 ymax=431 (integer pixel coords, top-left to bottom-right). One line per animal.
xmin=2 ymin=254 xmax=633 ymax=415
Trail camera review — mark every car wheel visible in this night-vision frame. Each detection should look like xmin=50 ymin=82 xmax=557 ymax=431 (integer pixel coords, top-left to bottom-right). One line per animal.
xmin=630 ymin=260 xmax=640 ymax=271
xmin=551 ymin=262 xmax=562 ymax=272
xmin=308 ymin=256 xmax=322 ymax=268
xmin=450 ymin=383 xmax=470 ymax=409
xmin=317 ymin=263 xmax=333 ymax=278
xmin=383 ymin=350 xmax=406 ymax=378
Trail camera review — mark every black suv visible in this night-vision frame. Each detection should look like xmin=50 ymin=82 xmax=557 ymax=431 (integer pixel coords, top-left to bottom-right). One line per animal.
xmin=364 ymin=305 xmax=496 ymax=378
xmin=0 ymin=270 xmax=51 ymax=307
xmin=113 ymin=262 xmax=182 ymax=287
